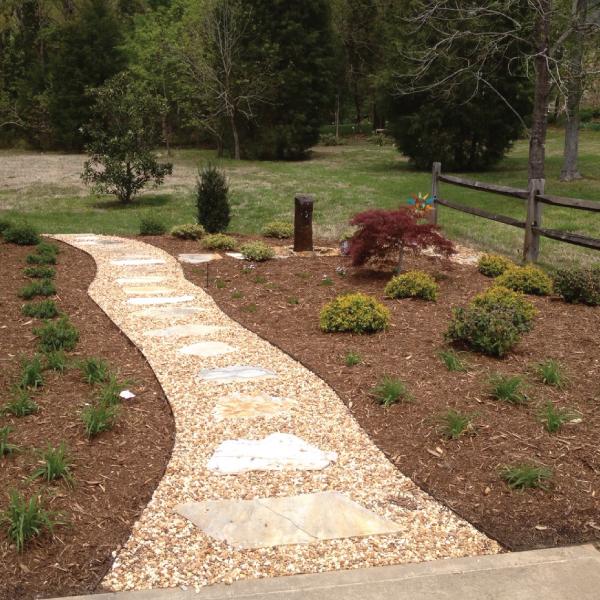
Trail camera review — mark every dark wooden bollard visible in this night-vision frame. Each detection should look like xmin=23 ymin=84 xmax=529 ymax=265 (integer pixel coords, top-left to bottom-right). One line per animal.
xmin=294 ymin=194 xmax=314 ymax=252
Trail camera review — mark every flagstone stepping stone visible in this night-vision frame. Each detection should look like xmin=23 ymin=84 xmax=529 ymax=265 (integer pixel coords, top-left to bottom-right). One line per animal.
xmin=144 ymin=324 xmax=222 ymax=338
xmin=79 ymin=239 xmax=123 ymax=246
xmin=225 ymin=252 xmax=245 ymax=260
xmin=176 ymin=492 xmax=401 ymax=549
xmin=213 ymin=392 xmax=295 ymax=420
xmin=198 ymin=365 xmax=275 ymax=384
xmin=122 ymin=287 xmax=176 ymax=295
xmin=178 ymin=341 xmax=236 ymax=358
xmin=117 ymin=276 xmax=167 ymax=285
xmin=112 ymin=258 xmax=166 ymax=266
xmin=134 ymin=306 xmax=205 ymax=319
xmin=207 ymin=433 xmax=336 ymax=474
xmin=178 ymin=253 xmax=222 ymax=264
xmin=127 ymin=295 xmax=194 ymax=305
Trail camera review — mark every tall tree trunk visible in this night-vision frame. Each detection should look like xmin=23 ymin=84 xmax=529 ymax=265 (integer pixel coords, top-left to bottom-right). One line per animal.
xmin=528 ymin=1 xmax=552 ymax=181
xmin=230 ymin=113 xmax=240 ymax=160
xmin=560 ymin=0 xmax=587 ymax=182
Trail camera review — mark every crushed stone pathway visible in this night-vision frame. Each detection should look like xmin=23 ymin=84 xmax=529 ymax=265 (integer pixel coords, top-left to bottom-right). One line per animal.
xmin=53 ymin=234 xmax=500 ymax=593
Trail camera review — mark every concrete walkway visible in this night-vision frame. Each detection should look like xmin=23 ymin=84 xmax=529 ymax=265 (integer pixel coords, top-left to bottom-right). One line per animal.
xmin=47 ymin=545 xmax=600 ymax=600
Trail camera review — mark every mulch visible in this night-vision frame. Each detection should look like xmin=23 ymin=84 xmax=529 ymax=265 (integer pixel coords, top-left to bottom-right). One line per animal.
xmin=0 ymin=240 xmax=174 ymax=600
xmin=148 ymin=234 xmax=600 ymax=552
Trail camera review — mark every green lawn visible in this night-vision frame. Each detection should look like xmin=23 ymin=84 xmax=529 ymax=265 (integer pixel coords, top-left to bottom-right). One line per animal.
xmin=1 ymin=127 xmax=599 ymax=268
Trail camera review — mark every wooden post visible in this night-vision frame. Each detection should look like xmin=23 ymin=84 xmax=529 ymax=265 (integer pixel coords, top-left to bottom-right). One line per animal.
xmin=294 ymin=194 xmax=314 ymax=252
xmin=430 ymin=162 xmax=441 ymax=225
xmin=523 ymin=178 xmax=545 ymax=262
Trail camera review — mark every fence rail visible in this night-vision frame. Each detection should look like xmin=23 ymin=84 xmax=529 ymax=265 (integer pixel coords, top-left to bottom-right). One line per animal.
xmin=431 ymin=162 xmax=600 ymax=262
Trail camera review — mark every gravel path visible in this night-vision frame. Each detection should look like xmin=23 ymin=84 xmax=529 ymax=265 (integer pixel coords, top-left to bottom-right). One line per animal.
xmin=54 ymin=234 xmax=500 ymax=593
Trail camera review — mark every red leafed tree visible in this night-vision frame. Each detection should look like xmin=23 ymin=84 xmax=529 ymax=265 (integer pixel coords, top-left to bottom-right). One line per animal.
xmin=348 ymin=208 xmax=455 ymax=271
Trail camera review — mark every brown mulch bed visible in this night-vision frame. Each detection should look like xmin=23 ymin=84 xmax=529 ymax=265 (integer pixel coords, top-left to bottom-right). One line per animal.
xmin=0 ymin=240 xmax=174 ymax=600
xmin=148 ymin=234 xmax=600 ymax=552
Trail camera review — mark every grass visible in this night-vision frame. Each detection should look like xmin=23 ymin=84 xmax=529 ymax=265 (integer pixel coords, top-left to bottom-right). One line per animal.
xmin=3 ymin=389 xmax=39 ymax=417
xmin=79 ymin=357 xmax=110 ymax=385
xmin=500 ymin=464 xmax=552 ymax=490
xmin=82 ymin=403 xmax=119 ymax=437
xmin=438 ymin=409 xmax=473 ymax=439
xmin=30 ymin=443 xmax=74 ymax=485
xmin=534 ymin=359 xmax=568 ymax=388
xmin=372 ymin=376 xmax=412 ymax=407
xmin=2 ymin=128 xmax=599 ymax=267
xmin=344 ymin=351 xmax=362 ymax=366
xmin=0 ymin=426 xmax=19 ymax=457
xmin=489 ymin=374 xmax=529 ymax=405
xmin=20 ymin=355 xmax=44 ymax=390
xmin=97 ymin=374 xmax=126 ymax=407
xmin=438 ymin=349 xmax=469 ymax=372
xmin=538 ymin=402 xmax=578 ymax=433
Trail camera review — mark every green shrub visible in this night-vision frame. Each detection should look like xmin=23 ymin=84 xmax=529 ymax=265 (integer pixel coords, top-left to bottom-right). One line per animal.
xmin=44 ymin=350 xmax=68 ymax=373
xmin=535 ymin=359 xmax=568 ymax=388
xmin=372 ymin=376 xmax=412 ymax=407
xmin=22 ymin=299 xmax=59 ymax=319
xmin=344 ymin=351 xmax=361 ymax=367
xmin=24 ymin=265 xmax=56 ymax=279
xmin=500 ymin=464 xmax=552 ymax=490
xmin=472 ymin=286 xmax=537 ymax=330
xmin=0 ymin=218 xmax=12 ymax=235
xmin=384 ymin=270 xmax=438 ymax=301
xmin=36 ymin=242 xmax=59 ymax=258
xmin=170 ymin=223 xmax=205 ymax=240
xmin=139 ymin=216 xmax=167 ymax=236
xmin=202 ymin=233 xmax=237 ymax=251
xmin=319 ymin=133 xmax=344 ymax=146
xmin=196 ymin=163 xmax=230 ymax=233
xmin=20 ymin=356 xmax=44 ymax=390
xmin=438 ymin=349 xmax=468 ymax=372
xmin=495 ymin=266 xmax=553 ymax=296
xmin=82 ymin=403 xmax=119 ymax=438
xmin=0 ymin=427 xmax=19 ymax=457
xmin=477 ymin=253 xmax=514 ymax=277
xmin=538 ymin=402 xmax=577 ymax=433
xmin=35 ymin=316 xmax=79 ymax=352
xmin=3 ymin=389 xmax=38 ymax=417
xmin=18 ymin=279 xmax=56 ymax=300
xmin=3 ymin=224 xmax=40 ymax=246
xmin=30 ymin=443 xmax=74 ymax=485
xmin=26 ymin=253 xmax=56 ymax=265
xmin=553 ymin=265 xmax=600 ymax=306
xmin=261 ymin=221 xmax=293 ymax=239
xmin=240 ymin=241 xmax=275 ymax=262
xmin=320 ymin=293 xmax=390 ymax=334
xmin=438 ymin=409 xmax=473 ymax=439
xmin=489 ymin=374 xmax=528 ymax=405
xmin=0 ymin=490 xmax=60 ymax=551
xmin=79 ymin=357 xmax=110 ymax=385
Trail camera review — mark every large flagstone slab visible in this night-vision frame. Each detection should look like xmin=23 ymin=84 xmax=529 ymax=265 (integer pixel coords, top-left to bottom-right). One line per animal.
xmin=144 ymin=324 xmax=222 ymax=338
xmin=127 ymin=295 xmax=194 ymax=305
xmin=206 ymin=433 xmax=337 ymax=474
xmin=176 ymin=492 xmax=401 ymax=549
xmin=178 ymin=341 xmax=236 ymax=358
xmin=178 ymin=253 xmax=222 ymax=264
xmin=213 ymin=392 xmax=295 ymax=420
xmin=198 ymin=365 xmax=275 ymax=384
xmin=117 ymin=276 xmax=167 ymax=285
xmin=133 ymin=306 xmax=205 ymax=319
xmin=122 ymin=287 xmax=175 ymax=295
xmin=112 ymin=258 xmax=166 ymax=266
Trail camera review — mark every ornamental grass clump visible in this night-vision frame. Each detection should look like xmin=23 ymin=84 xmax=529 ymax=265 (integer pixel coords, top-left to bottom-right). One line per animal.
xmin=0 ymin=426 xmax=19 ymax=457
xmin=372 ymin=376 xmax=412 ymax=407
xmin=489 ymin=374 xmax=528 ymax=405
xmin=538 ymin=402 xmax=578 ymax=433
xmin=553 ymin=265 xmax=600 ymax=306
xmin=3 ymin=389 xmax=38 ymax=417
xmin=384 ymin=270 xmax=438 ymax=301
xmin=495 ymin=265 xmax=553 ymax=296
xmin=261 ymin=221 xmax=293 ymax=239
xmin=500 ymin=464 xmax=552 ymax=490
xmin=202 ymin=233 xmax=237 ymax=251
xmin=170 ymin=223 xmax=205 ymax=240
xmin=535 ymin=359 xmax=568 ymax=388
xmin=82 ymin=402 xmax=119 ymax=438
xmin=320 ymin=293 xmax=390 ymax=334
xmin=438 ymin=409 xmax=473 ymax=439
xmin=30 ymin=443 xmax=74 ymax=485
xmin=20 ymin=355 xmax=44 ymax=390
xmin=240 ymin=241 xmax=275 ymax=262
xmin=477 ymin=253 xmax=515 ymax=277
xmin=79 ymin=357 xmax=110 ymax=385
xmin=438 ymin=349 xmax=469 ymax=372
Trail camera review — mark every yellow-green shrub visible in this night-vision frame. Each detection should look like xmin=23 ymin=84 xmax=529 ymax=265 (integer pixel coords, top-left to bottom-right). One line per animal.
xmin=202 ymin=233 xmax=237 ymax=251
xmin=478 ymin=253 xmax=514 ymax=277
xmin=170 ymin=223 xmax=205 ymax=240
xmin=385 ymin=270 xmax=438 ymax=301
xmin=240 ymin=241 xmax=275 ymax=261
xmin=495 ymin=265 xmax=552 ymax=296
xmin=320 ymin=293 xmax=390 ymax=334
xmin=261 ymin=221 xmax=293 ymax=239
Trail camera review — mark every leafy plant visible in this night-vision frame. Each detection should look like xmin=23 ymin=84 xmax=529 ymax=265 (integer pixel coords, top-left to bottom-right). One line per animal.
xmin=372 ymin=376 xmax=412 ymax=407
xmin=35 ymin=316 xmax=79 ymax=352
xmin=196 ymin=163 xmax=230 ymax=233
xmin=18 ymin=279 xmax=56 ymax=300
xmin=3 ymin=224 xmax=40 ymax=246
xmin=500 ymin=464 xmax=552 ymax=490
xmin=438 ymin=349 xmax=468 ymax=372
xmin=22 ymin=299 xmax=59 ymax=319
xmin=538 ymin=402 xmax=578 ymax=433
xmin=320 ymin=293 xmax=390 ymax=334
xmin=535 ymin=359 xmax=568 ymax=388
xmin=0 ymin=491 xmax=60 ymax=552
xmin=489 ymin=374 xmax=528 ymax=405
xmin=240 ymin=241 xmax=275 ymax=262
xmin=496 ymin=266 xmax=553 ymax=296
xmin=438 ymin=409 xmax=473 ymax=439
xmin=477 ymin=253 xmax=515 ymax=277
xmin=170 ymin=223 xmax=205 ymax=240
xmin=24 ymin=265 xmax=56 ymax=279
xmin=202 ymin=233 xmax=237 ymax=251
xmin=553 ymin=265 xmax=600 ymax=306
xmin=385 ymin=270 xmax=438 ymax=301
xmin=44 ymin=350 xmax=68 ymax=373
xmin=30 ymin=443 xmax=74 ymax=485
xmin=0 ymin=427 xmax=19 ymax=457
xmin=79 ymin=357 xmax=110 ymax=385
xmin=82 ymin=403 xmax=119 ymax=437
xmin=20 ymin=355 xmax=44 ymax=390
xmin=139 ymin=216 xmax=167 ymax=235
xmin=261 ymin=221 xmax=293 ymax=239
xmin=344 ymin=351 xmax=361 ymax=366
xmin=3 ymin=389 xmax=38 ymax=417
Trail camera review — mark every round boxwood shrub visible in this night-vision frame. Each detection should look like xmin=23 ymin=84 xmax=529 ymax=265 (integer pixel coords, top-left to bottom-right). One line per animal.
xmin=553 ymin=265 xmax=600 ymax=306
xmin=261 ymin=221 xmax=293 ymax=239
xmin=384 ymin=270 xmax=438 ymax=301
xmin=240 ymin=241 xmax=275 ymax=262
xmin=478 ymin=253 xmax=514 ymax=277
xmin=170 ymin=223 xmax=205 ymax=240
xmin=472 ymin=286 xmax=537 ymax=330
xmin=139 ymin=216 xmax=167 ymax=236
xmin=495 ymin=265 xmax=553 ymax=296
xmin=202 ymin=233 xmax=237 ymax=251
xmin=3 ymin=224 xmax=40 ymax=245
xmin=320 ymin=293 xmax=390 ymax=334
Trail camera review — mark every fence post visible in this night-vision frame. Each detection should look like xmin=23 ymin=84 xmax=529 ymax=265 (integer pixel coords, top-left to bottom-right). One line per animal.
xmin=523 ymin=178 xmax=545 ymax=262
xmin=430 ymin=162 xmax=441 ymax=225
xmin=294 ymin=194 xmax=314 ymax=252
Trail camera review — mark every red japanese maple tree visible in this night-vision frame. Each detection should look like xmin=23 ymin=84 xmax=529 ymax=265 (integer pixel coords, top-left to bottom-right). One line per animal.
xmin=348 ymin=208 xmax=455 ymax=271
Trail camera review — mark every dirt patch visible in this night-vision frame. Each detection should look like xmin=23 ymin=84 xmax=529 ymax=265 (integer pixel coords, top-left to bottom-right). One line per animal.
xmin=149 ymin=235 xmax=600 ymax=551
xmin=0 ymin=240 xmax=175 ymax=600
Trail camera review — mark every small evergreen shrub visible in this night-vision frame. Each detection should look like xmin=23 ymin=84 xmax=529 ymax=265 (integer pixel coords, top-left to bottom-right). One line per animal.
xmin=0 ymin=426 xmax=19 ymax=456
xmin=477 ymin=253 xmax=514 ymax=277
xmin=320 ymin=293 xmax=390 ymax=334
xmin=372 ymin=376 xmax=412 ymax=406
xmin=384 ymin=270 xmax=438 ymax=301
xmin=30 ymin=443 xmax=74 ymax=485
xmin=553 ymin=265 xmax=600 ymax=306
xmin=472 ymin=286 xmax=536 ymax=330
xmin=438 ymin=409 xmax=473 ymax=439
xmin=3 ymin=389 xmax=38 ymax=417
xmin=170 ymin=223 xmax=205 ymax=240
xmin=35 ymin=316 xmax=79 ymax=352
xmin=261 ymin=221 xmax=293 ymax=239
xmin=196 ymin=163 xmax=230 ymax=233
xmin=500 ymin=464 xmax=552 ymax=490
xmin=202 ymin=233 xmax=237 ymax=251
xmin=20 ymin=356 xmax=44 ymax=390
xmin=22 ymin=299 xmax=59 ymax=319
xmin=36 ymin=242 xmax=59 ymax=258
xmin=495 ymin=266 xmax=553 ymax=296
xmin=18 ymin=279 xmax=56 ymax=300
xmin=24 ymin=265 xmax=55 ymax=279
xmin=139 ymin=216 xmax=167 ymax=236
xmin=240 ymin=241 xmax=275 ymax=262
xmin=79 ymin=357 xmax=110 ymax=385
xmin=82 ymin=403 xmax=119 ymax=437
xmin=26 ymin=252 xmax=56 ymax=265
xmin=44 ymin=350 xmax=68 ymax=373
xmin=3 ymin=224 xmax=40 ymax=245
